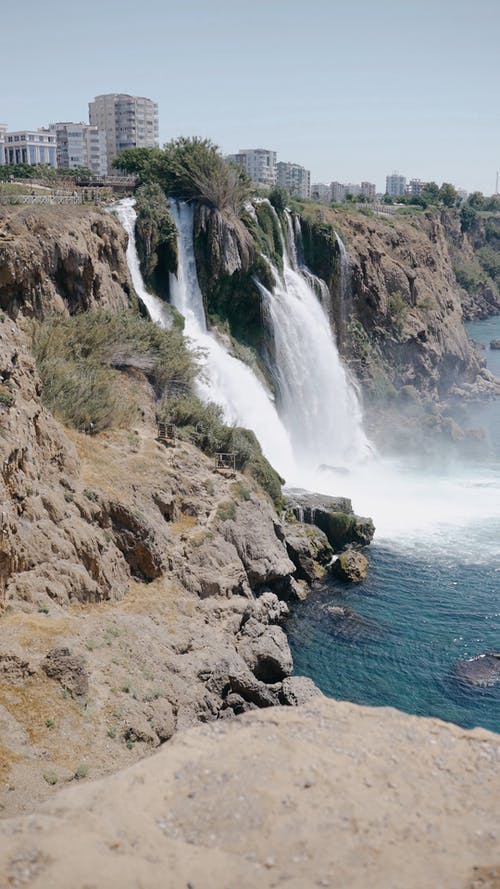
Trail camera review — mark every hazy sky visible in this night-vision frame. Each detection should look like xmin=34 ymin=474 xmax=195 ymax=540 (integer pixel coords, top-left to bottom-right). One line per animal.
xmin=1 ymin=0 xmax=499 ymax=193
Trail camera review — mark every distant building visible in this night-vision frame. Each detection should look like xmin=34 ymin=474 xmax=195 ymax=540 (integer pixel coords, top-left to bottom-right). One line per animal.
xmin=89 ymin=94 xmax=159 ymax=173
xmin=329 ymin=181 xmax=345 ymax=202
xmin=3 ymin=129 xmax=57 ymax=167
xmin=0 ymin=125 xmax=6 ymax=165
xmin=361 ymin=181 xmax=376 ymax=199
xmin=276 ymin=161 xmax=310 ymax=198
xmin=386 ymin=172 xmax=406 ymax=197
xmin=51 ymin=122 xmax=107 ymax=176
xmin=345 ymin=183 xmax=362 ymax=198
xmin=311 ymin=182 xmax=331 ymax=202
xmin=226 ymin=149 xmax=277 ymax=187
xmin=407 ymin=178 xmax=424 ymax=196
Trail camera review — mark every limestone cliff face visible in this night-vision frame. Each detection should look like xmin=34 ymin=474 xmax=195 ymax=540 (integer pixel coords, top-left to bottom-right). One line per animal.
xmin=301 ymin=207 xmax=495 ymax=398
xmin=0 ymin=205 xmax=130 ymax=318
xmin=0 ymin=204 xmax=322 ymax=815
xmin=0 ymin=207 xmax=134 ymax=607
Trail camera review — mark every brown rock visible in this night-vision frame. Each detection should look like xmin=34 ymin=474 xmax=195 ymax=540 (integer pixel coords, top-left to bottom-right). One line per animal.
xmin=331 ymin=549 xmax=369 ymax=582
xmin=41 ymin=648 xmax=89 ymax=697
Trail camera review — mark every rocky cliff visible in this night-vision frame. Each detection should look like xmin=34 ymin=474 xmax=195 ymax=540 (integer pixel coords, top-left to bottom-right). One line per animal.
xmin=0 ymin=697 xmax=498 ymax=889
xmin=0 ymin=203 xmax=351 ymax=817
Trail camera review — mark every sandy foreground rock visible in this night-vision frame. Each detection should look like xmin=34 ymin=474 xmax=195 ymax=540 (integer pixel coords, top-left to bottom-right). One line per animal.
xmin=0 ymin=697 xmax=499 ymax=889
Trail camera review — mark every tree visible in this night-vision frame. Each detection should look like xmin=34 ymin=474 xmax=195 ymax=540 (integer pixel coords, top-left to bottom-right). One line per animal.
xmin=460 ymin=205 xmax=478 ymax=233
xmin=421 ymin=181 xmax=440 ymax=204
xmin=467 ymin=191 xmax=485 ymax=210
xmin=155 ymin=137 xmax=252 ymax=216
xmin=439 ymin=182 xmax=459 ymax=207
xmin=112 ymin=148 xmax=163 ymax=183
xmin=268 ymin=185 xmax=288 ymax=211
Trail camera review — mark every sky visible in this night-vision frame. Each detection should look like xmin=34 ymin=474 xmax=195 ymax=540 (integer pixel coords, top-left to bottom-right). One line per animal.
xmin=1 ymin=0 xmax=499 ymax=194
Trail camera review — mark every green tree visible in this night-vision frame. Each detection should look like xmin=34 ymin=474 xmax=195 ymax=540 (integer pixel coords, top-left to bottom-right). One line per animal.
xmin=112 ymin=147 xmax=163 ymax=182
xmin=421 ymin=181 xmax=440 ymax=204
xmin=269 ymin=185 xmax=289 ymax=211
xmin=460 ymin=205 xmax=478 ymax=233
xmin=467 ymin=191 xmax=485 ymax=210
xmin=439 ymin=182 xmax=459 ymax=207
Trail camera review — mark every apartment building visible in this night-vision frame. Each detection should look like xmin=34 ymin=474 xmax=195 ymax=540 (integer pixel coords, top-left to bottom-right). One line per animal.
xmin=361 ymin=181 xmax=376 ymax=199
xmin=386 ymin=172 xmax=406 ymax=197
xmin=226 ymin=149 xmax=277 ymax=187
xmin=330 ymin=181 xmax=346 ymax=202
xmin=51 ymin=122 xmax=107 ymax=176
xmin=89 ymin=94 xmax=159 ymax=172
xmin=311 ymin=182 xmax=331 ymax=202
xmin=3 ymin=129 xmax=57 ymax=166
xmin=276 ymin=161 xmax=310 ymax=198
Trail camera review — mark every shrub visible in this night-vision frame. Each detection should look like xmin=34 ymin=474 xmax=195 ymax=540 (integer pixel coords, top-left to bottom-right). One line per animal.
xmin=156 ymin=137 xmax=252 ymax=216
xmin=32 ymin=310 xmax=195 ymax=433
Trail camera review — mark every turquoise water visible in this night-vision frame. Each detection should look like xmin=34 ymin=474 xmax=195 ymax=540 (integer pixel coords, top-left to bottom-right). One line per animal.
xmin=288 ymin=316 xmax=500 ymax=734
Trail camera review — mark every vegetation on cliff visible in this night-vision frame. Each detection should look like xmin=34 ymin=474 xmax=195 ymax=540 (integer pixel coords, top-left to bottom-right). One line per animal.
xmin=32 ymin=307 xmax=284 ymax=505
xmin=134 ymin=183 xmax=178 ymax=300
xmin=32 ymin=309 xmax=194 ymax=433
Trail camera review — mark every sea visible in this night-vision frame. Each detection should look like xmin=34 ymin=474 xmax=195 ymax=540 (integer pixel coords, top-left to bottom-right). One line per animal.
xmin=288 ymin=315 xmax=500 ymax=734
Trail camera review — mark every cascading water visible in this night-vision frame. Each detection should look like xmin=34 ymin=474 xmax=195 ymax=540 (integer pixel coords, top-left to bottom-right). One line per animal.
xmin=256 ymin=207 xmax=371 ymax=471
xmin=335 ymin=232 xmax=353 ymax=345
xmin=114 ymin=198 xmax=175 ymax=329
xmin=166 ymin=200 xmax=297 ymax=479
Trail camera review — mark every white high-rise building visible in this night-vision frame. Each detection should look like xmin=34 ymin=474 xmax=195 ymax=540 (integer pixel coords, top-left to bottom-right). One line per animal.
xmin=89 ymin=94 xmax=159 ymax=173
xmin=386 ymin=172 xmax=407 ymax=197
xmin=276 ymin=161 xmax=310 ymax=198
xmin=226 ymin=149 xmax=277 ymax=187
xmin=3 ymin=129 xmax=57 ymax=167
xmin=51 ymin=122 xmax=107 ymax=176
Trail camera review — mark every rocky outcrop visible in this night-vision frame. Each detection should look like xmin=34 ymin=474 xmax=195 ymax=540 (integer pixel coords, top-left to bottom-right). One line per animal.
xmin=331 ymin=548 xmax=369 ymax=582
xmin=284 ymin=521 xmax=333 ymax=582
xmin=41 ymin=647 xmax=89 ymax=697
xmin=453 ymin=651 xmax=500 ymax=688
xmin=300 ymin=206 xmax=498 ymax=399
xmin=286 ymin=489 xmax=375 ymax=552
xmin=0 ymin=698 xmax=498 ymax=889
xmin=0 ymin=205 xmax=130 ymax=319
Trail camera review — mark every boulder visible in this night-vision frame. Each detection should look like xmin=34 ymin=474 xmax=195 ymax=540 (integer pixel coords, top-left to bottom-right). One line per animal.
xmin=41 ymin=648 xmax=89 ymax=697
xmin=453 ymin=652 xmax=500 ymax=688
xmin=241 ymin=592 xmax=289 ymax=629
xmin=221 ymin=500 xmax=295 ymax=587
xmin=227 ymin=674 xmax=279 ymax=708
xmin=331 ymin=549 xmax=369 ymax=582
xmin=284 ymin=521 xmax=333 ymax=582
xmin=238 ymin=625 xmax=293 ymax=683
xmin=489 ymin=340 xmax=500 ymax=350
xmin=285 ymin=489 xmax=374 ymax=552
xmin=280 ymin=676 xmax=322 ymax=706
xmin=321 ymin=604 xmax=382 ymax=642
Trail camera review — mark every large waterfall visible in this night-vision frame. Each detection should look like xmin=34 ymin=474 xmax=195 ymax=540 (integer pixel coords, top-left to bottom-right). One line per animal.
xmin=256 ymin=208 xmax=371 ymax=470
xmin=116 ymin=198 xmax=296 ymax=478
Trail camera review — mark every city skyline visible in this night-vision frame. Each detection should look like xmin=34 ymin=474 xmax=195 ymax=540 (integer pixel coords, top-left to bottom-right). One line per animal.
xmin=1 ymin=0 xmax=499 ymax=195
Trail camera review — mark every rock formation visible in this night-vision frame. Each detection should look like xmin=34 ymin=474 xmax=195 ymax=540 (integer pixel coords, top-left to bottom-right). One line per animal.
xmin=0 ymin=697 xmax=498 ymax=889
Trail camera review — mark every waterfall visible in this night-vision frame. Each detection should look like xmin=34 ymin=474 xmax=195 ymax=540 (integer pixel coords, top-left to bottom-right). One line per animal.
xmin=255 ymin=207 xmax=370 ymax=470
xmin=336 ymin=232 xmax=354 ymax=342
xmin=114 ymin=198 xmax=174 ymax=329
xmin=166 ymin=200 xmax=297 ymax=479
